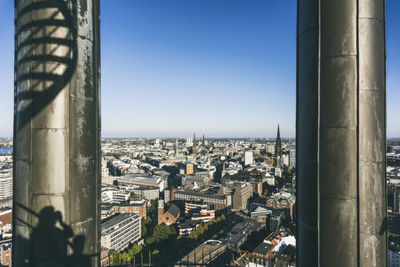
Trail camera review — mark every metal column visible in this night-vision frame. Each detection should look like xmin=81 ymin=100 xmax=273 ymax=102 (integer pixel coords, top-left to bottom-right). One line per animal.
xmin=297 ymin=0 xmax=386 ymax=266
xmin=13 ymin=0 xmax=100 ymax=266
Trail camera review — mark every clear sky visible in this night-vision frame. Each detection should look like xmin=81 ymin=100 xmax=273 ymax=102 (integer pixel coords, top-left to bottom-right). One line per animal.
xmin=0 ymin=1 xmax=399 ymax=138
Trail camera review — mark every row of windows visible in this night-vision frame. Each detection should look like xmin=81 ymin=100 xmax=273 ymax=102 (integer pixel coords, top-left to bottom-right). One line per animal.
xmin=110 ymin=222 xmax=140 ymax=243
xmin=111 ymin=228 xmax=141 ymax=251
xmin=102 ymin=216 xmax=140 ymax=235
xmin=175 ymin=194 xmax=225 ymax=205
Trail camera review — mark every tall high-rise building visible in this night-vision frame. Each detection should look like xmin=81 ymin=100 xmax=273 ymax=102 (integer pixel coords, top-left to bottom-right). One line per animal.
xmin=232 ymin=183 xmax=252 ymax=211
xmin=275 ymin=124 xmax=282 ymax=168
xmin=202 ymin=133 xmax=205 ymax=147
xmin=0 ymin=172 xmax=12 ymax=200
xmin=289 ymin=149 xmax=296 ymax=169
xmin=175 ymin=138 xmax=179 ymax=155
xmin=244 ymin=151 xmax=253 ymax=166
xmin=101 ymin=213 xmax=141 ymax=251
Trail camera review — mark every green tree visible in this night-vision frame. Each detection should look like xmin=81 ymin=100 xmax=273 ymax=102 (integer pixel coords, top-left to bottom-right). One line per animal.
xmin=143 ymin=216 xmax=152 ymax=225
xmin=145 ymin=223 xmax=177 ymax=245
xmin=141 ymin=223 xmax=147 ymax=237
xmin=129 ymin=244 xmax=142 ymax=256
xmin=111 ymin=251 xmax=121 ymax=265
xmin=141 ymin=217 xmax=152 ymax=237
xmin=122 ymin=252 xmax=130 ymax=264
xmin=189 ymin=230 xmax=198 ymax=240
xmin=197 ymin=225 xmax=204 ymax=235
xmin=150 ymin=198 xmax=159 ymax=214
xmin=146 ymin=236 xmax=155 ymax=245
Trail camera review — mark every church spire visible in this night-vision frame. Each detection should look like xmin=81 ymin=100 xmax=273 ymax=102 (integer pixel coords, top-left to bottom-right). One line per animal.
xmin=193 ymin=132 xmax=197 ymax=154
xmin=277 ymin=124 xmax=281 ymax=140
xmin=275 ymin=124 xmax=282 ymax=168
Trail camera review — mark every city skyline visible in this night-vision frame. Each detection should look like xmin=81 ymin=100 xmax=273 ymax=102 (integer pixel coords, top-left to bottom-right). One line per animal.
xmin=0 ymin=0 xmax=399 ymax=138
xmin=4 ymin=1 xmax=399 ymax=266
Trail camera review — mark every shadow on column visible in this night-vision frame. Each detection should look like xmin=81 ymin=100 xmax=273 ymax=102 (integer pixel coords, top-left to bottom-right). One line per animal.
xmin=14 ymin=0 xmax=99 ymax=266
xmin=16 ymin=203 xmax=94 ymax=267
xmin=15 ymin=0 xmax=78 ymax=128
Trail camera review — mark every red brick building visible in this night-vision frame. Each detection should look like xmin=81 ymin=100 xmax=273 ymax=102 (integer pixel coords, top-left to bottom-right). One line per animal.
xmin=116 ymin=200 xmax=147 ymax=218
xmin=157 ymin=200 xmax=180 ymax=225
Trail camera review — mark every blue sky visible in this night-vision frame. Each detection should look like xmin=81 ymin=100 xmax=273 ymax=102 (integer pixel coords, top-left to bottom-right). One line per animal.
xmin=0 ymin=1 xmax=398 ymax=138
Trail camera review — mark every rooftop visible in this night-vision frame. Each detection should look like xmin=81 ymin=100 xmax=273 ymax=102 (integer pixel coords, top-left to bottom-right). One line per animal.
xmin=101 ymin=213 xmax=139 ymax=231
xmin=175 ymin=190 xmax=227 ymax=200
xmin=166 ymin=204 xmax=180 ymax=218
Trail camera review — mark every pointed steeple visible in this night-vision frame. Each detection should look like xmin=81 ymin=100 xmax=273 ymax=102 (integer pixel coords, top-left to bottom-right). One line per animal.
xmin=193 ymin=132 xmax=197 ymax=154
xmin=275 ymin=123 xmax=282 ymax=168
xmin=277 ymin=124 xmax=281 ymax=140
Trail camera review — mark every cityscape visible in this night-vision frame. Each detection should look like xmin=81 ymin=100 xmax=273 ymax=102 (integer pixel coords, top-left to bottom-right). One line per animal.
xmin=1 ymin=132 xmax=400 ymax=266
xmin=1 ymin=0 xmax=399 ymax=266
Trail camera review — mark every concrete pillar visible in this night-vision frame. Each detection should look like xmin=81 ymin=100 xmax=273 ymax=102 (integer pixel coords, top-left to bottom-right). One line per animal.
xmin=13 ymin=0 xmax=100 ymax=266
xmin=297 ymin=0 xmax=386 ymax=266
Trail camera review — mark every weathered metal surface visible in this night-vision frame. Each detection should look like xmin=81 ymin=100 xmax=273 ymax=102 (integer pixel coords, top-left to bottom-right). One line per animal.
xmin=297 ymin=0 xmax=386 ymax=266
xmin=358 ymin=1 xmax=386 ymax=266
xmin=13 ymin=0 xmax=100 ymax=266
xmin=296 ymin=0 xmax=319 ymax=266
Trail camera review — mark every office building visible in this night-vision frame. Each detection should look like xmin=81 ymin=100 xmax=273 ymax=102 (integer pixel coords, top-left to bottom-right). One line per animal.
xmin=0 ymin=173 xmax=12 ymax=200
xmin=185 ymin=201 xmax=208 ymax=215
xmin=180 ymin=175 xmax=209 ymax=187
xmin=174 ymin=191 xmax=231 ymax=212
xmin=118 ymin=174 xmax=166 ymax=192
xmin=101 ymin=213 xmax=141 ymax=251
xmin=289 ymin=149 xmax=296 ymax=169
xmin=191 ymin=209 xmax=215 ymax=223
xmin=232 ymin=183 xmax=252 ymax=211
xmin=226 ymin=221 xmax=263 ymax=249
xmin=186 ymin=164 xmax=194 ymax=175
xmin=244 ymin=151 xmax=253 ymax=166
xmin=116 ymin=199 xmax=147 ymax=218
xmin=270 ymin=210 xmax=282 ymax=232
xmin=131 ymin=186 xmax=159 ymax=201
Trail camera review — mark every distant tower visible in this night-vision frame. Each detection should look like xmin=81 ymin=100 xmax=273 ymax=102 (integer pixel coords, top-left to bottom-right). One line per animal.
xmin=202 ymin=133 xmax=205 ymax=147
xmin=175 ymin=138 xmax=179 ymax=155
xmin=275 ymin=124 xmax=282 ymax=168
xmin=193 ymin=132 xmax=197 ymax=154
xmin=157 ymin=200 xmax=165 ymax=225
